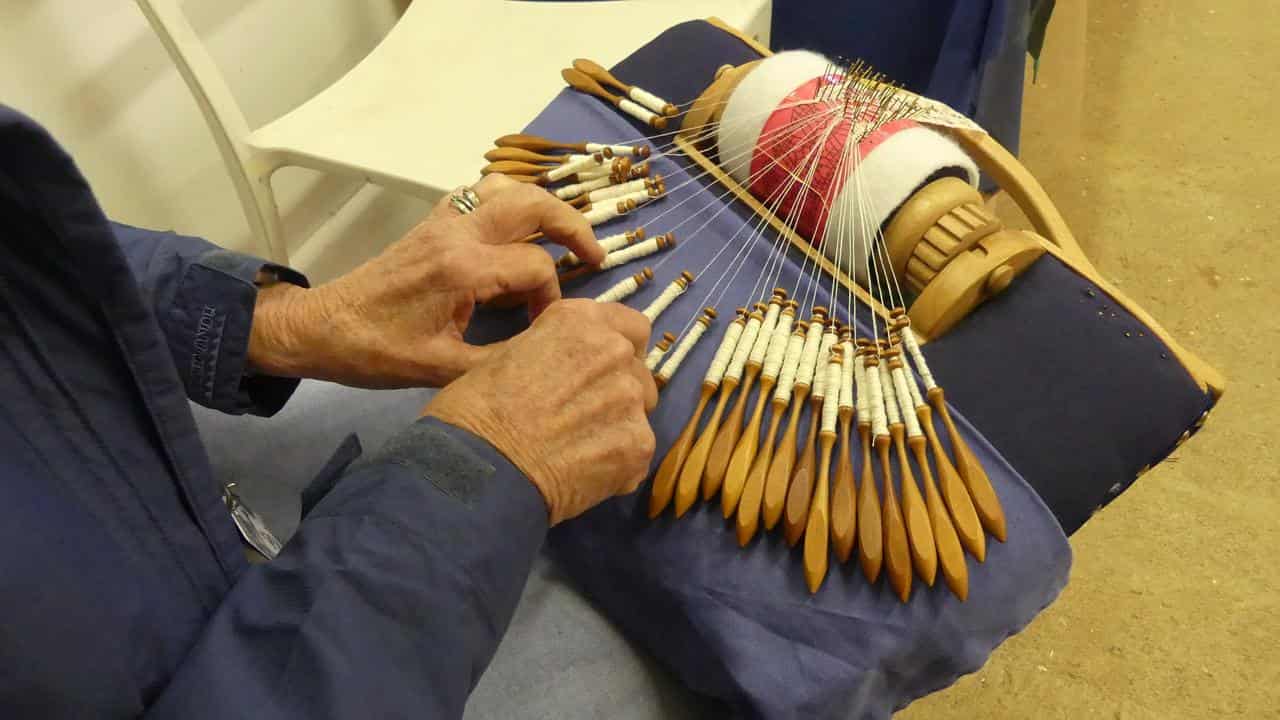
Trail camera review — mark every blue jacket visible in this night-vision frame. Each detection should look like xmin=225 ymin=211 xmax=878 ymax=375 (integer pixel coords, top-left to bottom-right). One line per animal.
xmin=0 ymin=105 xmax=546 ymax=718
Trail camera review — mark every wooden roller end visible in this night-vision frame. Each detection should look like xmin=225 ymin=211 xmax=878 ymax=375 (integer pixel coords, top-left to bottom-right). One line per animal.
xmin=680 ymin=270 xmax=696 ymax=285
xmin=640 ymin=267 xmax=655 ymax=283
xmin=702 ymin=306 xmax=718 ymax=320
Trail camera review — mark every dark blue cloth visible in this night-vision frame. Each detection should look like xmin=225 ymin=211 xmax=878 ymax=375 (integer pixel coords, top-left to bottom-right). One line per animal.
xmin=0 ymin=105 xmax=545 ymax=718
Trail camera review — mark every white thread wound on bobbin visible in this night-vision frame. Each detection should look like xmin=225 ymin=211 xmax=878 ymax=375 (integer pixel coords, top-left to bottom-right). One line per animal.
xmin=618 ymin=98 xmax=660 ymax=126
xmin=599 ymin=236 xmax=664 ymax=269
xmin=641 ymin=279 xmax=687 ymax=322
xmin=594 ymin=274 xmax=641 ymax=303
xmin=900 ymin=347 xmax=926 ymax=408
xmin=657 ymin=319 xmax=711 ymax=383
xmin=891 ymin=365 xmax=923 ymax=437
xmin=810 ymin=329 xmax=838 ymax=399
xmin=879 ymin=363 xmax=902 ymax=426
xmin=611 ymin=189 xmax=657 ymax=209
xmin=588 ymin=178 xmax=649 ymax=203
xmin=583 ymin=202 xmax=628 ymax=228
xmin=866 ymin=359 xmax=889 ymax=438
xmin=821 ymin=357 xmax=843 ymax=434
xmin=628 ymin=86 xmax=671 ymax=115
xmin=726 ymin=314 xmax=762 ymax=383
xmin=772 ymin=329 xmax=807 ymax=404
xmin=705 ymin=320 xmax=746 ymax=386
xmin=562 ymin=230 xmax=632 ymax=267
xmin=854 ymin=352 xmax=870 ymax=425
xmin=899 ymin=326 xmax=937 ymax=391
xmin=748 ymin=302 xmax=783 ymax=367
xmin=586 ymin=142 xmax=642 ymax=156
xmin=644 ymin=343 xmax=670 ymax=372
xmin=546 ymin=154 xmax=603 ymax=183
xmin=762 ymin=311 xmax=796 ymax=380
xmin=839 ymin=341 xmax=855 ymax=410
xmin=555 ymin=175 xmax=613 ymax=200
xmin=794 ymin=319 xmax=826 ymax=390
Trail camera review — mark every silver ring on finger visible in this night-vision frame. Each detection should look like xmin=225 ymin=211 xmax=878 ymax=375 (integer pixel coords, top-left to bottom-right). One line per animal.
xmin=449 ymin=185 xmax=480 ymax=215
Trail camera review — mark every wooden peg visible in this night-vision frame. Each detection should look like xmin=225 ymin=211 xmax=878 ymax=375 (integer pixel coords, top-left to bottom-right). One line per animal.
xmin=483 ymin=147 xmax=568 ymax=164
xmin=928 ymin=388 xmax=1007 ymax=542
xmin=735 ymin=391 xmax=786 ymax=546
xmin=718 ymin=367 xmax=771 ymax=519
xmin=494 ymin=133 xmax=588 ymax=153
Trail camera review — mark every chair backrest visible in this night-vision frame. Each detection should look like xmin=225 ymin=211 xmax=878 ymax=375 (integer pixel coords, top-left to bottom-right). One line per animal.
xmin=134 ymin=0 xmax=279 ymax=259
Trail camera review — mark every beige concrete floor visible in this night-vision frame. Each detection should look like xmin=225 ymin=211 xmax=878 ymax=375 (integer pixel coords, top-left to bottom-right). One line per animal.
xmin=900 ymin=1 xmax=1280 ymax=718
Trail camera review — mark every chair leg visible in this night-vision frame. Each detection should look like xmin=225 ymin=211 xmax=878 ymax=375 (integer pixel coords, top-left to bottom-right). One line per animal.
xmin=241 ymin=158 xmax=288 ymax=265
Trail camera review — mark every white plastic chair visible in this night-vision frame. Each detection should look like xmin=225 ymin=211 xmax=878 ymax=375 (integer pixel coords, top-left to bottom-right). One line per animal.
xmin=136 ymin=0 xmax=772 ymax=264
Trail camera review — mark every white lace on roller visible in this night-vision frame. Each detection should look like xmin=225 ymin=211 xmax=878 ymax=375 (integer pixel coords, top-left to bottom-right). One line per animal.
xmin=656 ymin=315 xmax=712 ymax=383
xmin=628 ymin=86 xmax=673 ymax=116
xmin=793 ymin=318 xmax=826 ymax=391
xmin=546 ymin=153 xmax=604 ymax=183
xmin=762 ymin=309 xmax=796 ymax=380
xmin=561 ymin=229 xmax=639 ymax=267
xmin=587 ymin=178 xmax=650 ymax=203
xmin=599 ymin=234 xmax=669 ymax=270
xmin=586 ymin=142 xmax=645 ymax=157
xmin=641 ymin=275 xmax=690 ymax=322
xmin=704 ymin=317 xmax=747 ymax=386
xmin=839 ymin=340 xmax=856 ymax=411
xmin=618 ymin=98 xmax=660 ymax=127
xmin=748 ymin=301 xmax=783 ymax=368
xmin=879 ymin=362 xmax=902 ymax=427
xmin=821 ymin=353 xmax=844 ymax=434
xmin=726 ymin=313 xmax=763 ymax=383
xmin=810 ymin=328 xmax=838 ymax=400
xmin=899 ymin=326 xmax=937 ymax=392
xmin=890 ymin=364 xmax=923 ymax=437
xmin=865 ymin=357 xmax=889 ymax=438
xmin=594 ymin=271 xmax=646 ymax=303
xmin=772 ymin=325 xmax=808 ymax=404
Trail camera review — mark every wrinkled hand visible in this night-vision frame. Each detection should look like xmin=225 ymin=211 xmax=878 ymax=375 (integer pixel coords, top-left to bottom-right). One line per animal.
xmin=425 ymin=300 xmax=658 ymax=525
xmin=249 ymin=174 xmax=605 ymax=388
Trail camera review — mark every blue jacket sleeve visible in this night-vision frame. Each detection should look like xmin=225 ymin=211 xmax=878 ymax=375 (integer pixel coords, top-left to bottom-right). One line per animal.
xmin=145 ymin=417 xmax=549 ymax=719
xmin=111 ymin=221 xmax=308 ymax=416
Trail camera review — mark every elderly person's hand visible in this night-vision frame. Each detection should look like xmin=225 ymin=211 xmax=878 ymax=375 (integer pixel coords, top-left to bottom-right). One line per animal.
xmin=247 ymin=174 xmax=605 ymax=388
xmin=426 ymin=298 xmax=658 ymax=524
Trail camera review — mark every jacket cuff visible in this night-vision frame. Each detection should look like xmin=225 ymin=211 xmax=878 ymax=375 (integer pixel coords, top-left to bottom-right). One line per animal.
xmin=168 ymin=248 xmax=308 ymax=416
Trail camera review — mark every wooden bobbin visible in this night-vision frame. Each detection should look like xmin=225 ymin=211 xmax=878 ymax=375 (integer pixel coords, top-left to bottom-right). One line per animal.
xmin=563 ymin=68 xmax=669 ymax=130
xmin=483 ymin=147 xmax=570 ymax=164
xmin=674 ymin=307 xmax=749 ymax=516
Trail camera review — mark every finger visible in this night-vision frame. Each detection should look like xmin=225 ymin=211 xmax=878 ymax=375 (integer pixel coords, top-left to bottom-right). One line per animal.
xmin=469 ymin=183 xmax=604 ymax=265
xmin=468 ymin=243 xmax=561 ymax=314
xmin=426 ymin=338 xmax=507 ymax=384
xmin=595 ymin=302 xmax=652 ymax=358
xmin=429 ymin=174 xmax=521 ymax=221
xmin=631 ymin=357 xmax=659 ymax=413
